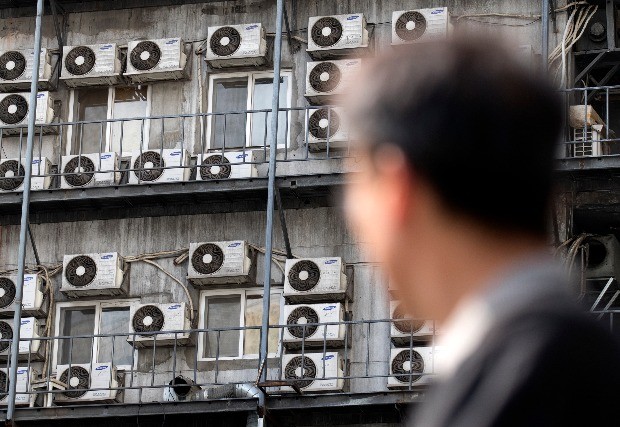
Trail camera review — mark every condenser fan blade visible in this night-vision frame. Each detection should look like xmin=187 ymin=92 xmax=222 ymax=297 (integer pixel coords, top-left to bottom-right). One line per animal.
xmin=130 ymin=41 xmax=162 ymax=71
xmin=63 ymin=156 xmax=96 ymax=187
xmin=395 ymin=11 xmax=427 ymax=41
xmin=392 ymin=350 xmax=424 ymax=383
xmin=311 ymin=17 xmax=343 ymax=47
xmin=200 ymin=155 xmax=232 ymax=180
xmin=0 ymin=278 xmax=16 ymax=309
xmin=133 ymin=305 xmax=165 ymax=334
xmin=0 ymin=51 xmax=26 ymax=81
xmin=133 ymin=151 xmax=165 ymax=182
xmin=309 ymin=109 xmax=340 ymax=140
xmin=191 ymin=243 xmax=225 ymax=274
xmin=0 ymin=94 xmax=28 ymax=125
xmin=285 ymin=356 xmax=317 ymax=389
xmin=287 ymin=306 xmax=319 ymax=338
xmin=65 ymin=255 xmax=98 ymax=287
xmin=210 ymin=27 xmax=242 ymax=57
xmin=59 ymin=366 xmax=90 ymax=398
xmin=309 ymin=62 xmax=342 ymax=93
xmin=65 ymin=46 xmax=96 ymax=76
xmin=0 ymin=160 xmax=25 ymax=191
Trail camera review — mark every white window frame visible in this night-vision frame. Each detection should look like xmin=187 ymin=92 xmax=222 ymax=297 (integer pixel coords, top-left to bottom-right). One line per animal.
xmin=205 ymin=70 xmax=292 ymax=150
xmin=197 ymin=288 xmax=284 ymax=361
xmin=52 ymin=299 xmax=139 ymax=372
xmin=66 ymin=86 xmax=153 ymax=156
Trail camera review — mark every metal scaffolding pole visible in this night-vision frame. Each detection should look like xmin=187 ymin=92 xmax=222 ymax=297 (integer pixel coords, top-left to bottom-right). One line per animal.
xmin=258 ymin=0 xmax=285 ymax=422
xmin=6 ymin=0 xmax=44 ymax=423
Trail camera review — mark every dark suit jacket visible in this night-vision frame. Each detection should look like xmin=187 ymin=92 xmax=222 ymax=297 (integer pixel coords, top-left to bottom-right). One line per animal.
xmin=411 ymin=262 xmax=620 ymax=427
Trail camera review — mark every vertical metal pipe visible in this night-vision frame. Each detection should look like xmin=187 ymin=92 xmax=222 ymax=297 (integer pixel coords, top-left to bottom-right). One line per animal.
xmin=6 ymin=0 xmax=44 ymax=421
xmin=258 ymin=0 xmax=285 ymax=419
xmin=542 ymin=0 xmax=549 ymax=73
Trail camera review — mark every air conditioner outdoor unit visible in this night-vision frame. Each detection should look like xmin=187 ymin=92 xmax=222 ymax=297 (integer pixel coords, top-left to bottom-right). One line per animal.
xmin=281 ymin=352 xmax=344 ymax=393
xmin=198 ymin=151 xmax=259 ymax=180
xmin=306 ymin=107 xmax=349 ymax=152
xmin=61 ymin=252 xmax=127 ymax=298
xmin=0 ymin=273 xmax=46 ymax=318
xmin=0 ymin=48 xmax=52 ymax=92
xmin=390 ymin=301 xmax=435 ymax=346
xmin=128 ymin=148 xmax=191 ymax=184
xmin=128 ymin=302 xmax=191 ymax=348
xmin=0 ymin=157 xmax=51 ymax=192
xmin=0 ymin=317 xmax=43 ymax=361
xmin=307 ymin=13 xmax=370 ymax=59
xmin=188 ymin=240 xmax=254 ymax=286
xmin=0 ymin=367 xmax=38 ymax=406
xmin=305 ymin=59 xmax=361 ymax=105
xmin=206 ymin=23 xmax=267 ymax=68
xmin=54 ymin=363 xmax=120 ymax=404
xmin=60 ymin=152 xmax=120 ymax=189
xmin=125 ymin=38 xmax=189 ymax=83
xmin=391 ymin=8 xmax=451 ymax=45
xmin=572 ymin=125 xmax=606 ymax=157
xmin=61 ymin=43 xmax=122 ymax=87
xmin=584 ymin=235 xmax=620 ymax=280
xmin=0 ymin=91 xmax=54 ymax=134
xmin=388 ymin=347 xmax=438 ymax=389
xmin=284 ymin=257 xmax=348 ymax=303
xmin=283 ymin=303 xmax=346 ymax=349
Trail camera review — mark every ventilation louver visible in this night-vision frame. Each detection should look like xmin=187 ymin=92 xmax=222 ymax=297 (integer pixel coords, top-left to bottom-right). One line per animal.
xmin=126 ymin=38 xmax=188 ymax=83
xmin=61 ymin=43 xmax=122 ymax=87
xmin=130 ymin=41 xmax=161 ymax=71
xmin=283 ymin=303 xmax=345 ymax=349
xmin=305 ymin=59 xmax=361 ymax=105
xmin=0 ymin=48 xmax=52 ymax=92
xmin=188 ymin=241 xmax=254 ymax=286
xmin=54 ymin=363 xmax=120 ymax=404
xmin=61 ymin=252 xmax=127 ymax=298
xmin=0 ymin=317 xmax=42 ymax=360
xmin=0 ymin=274 xmax=46 ymax=318
xmin=284 ymin=258 xmax=348 ymax=303
xmin=0 ymin=51 xmax=26 ymax=81
xmin=198 ymin=151 xmax=259 ymax=181
xmin=307 ymin=14 xmax=369 ymax=59
xmin=129 ymin=149 xmax=190 ymax=185
xmin=391 ymin=8 xmax=451 ymax=45
xmin=206 ymin=23 xmax=267 ymax=68
xmin=0 ymin=157 xmax=51 ymax=192
xmin=59 ymin=366 xmax=90 ymax=398
xmin=128 ymin=303 xmax=191 ymax=348
xmin=281 ymin=352 xmax=344 ymax=392
xmin=388 ymin=347 xmax=438 ymax=388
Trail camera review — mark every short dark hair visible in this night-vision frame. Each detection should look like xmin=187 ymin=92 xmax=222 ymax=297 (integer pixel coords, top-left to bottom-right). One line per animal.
xmin=347 ymin=38 xmax=562 ymax=236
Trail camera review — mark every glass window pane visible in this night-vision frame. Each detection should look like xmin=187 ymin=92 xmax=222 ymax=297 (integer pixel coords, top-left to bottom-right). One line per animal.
xmin=244 ymin=293 xmax=281 ymax=356
xmin=110 ymin=86 xmax=148 ymax=153
xmin=58 ymin=307 xmax=96 ymax=365
xmin=211 ymin=78 xmax=248 ymax=149
xmin=73 ymin=89 xmax=109 ymax=155
xmin=98 ymin=307 xmax=132 ymax=366
xmin=250 ymin=77 xmax=289 ymax=147
xmin=204 ymin=296 xmax=241 ymax=358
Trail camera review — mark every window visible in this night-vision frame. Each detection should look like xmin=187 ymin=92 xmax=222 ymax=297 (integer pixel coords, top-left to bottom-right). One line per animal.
xmin=206 ymin=71 xmax=291 ymax=150
xmin=53 ymin=300 xmax=138 ymax=371
xmin=198 ymin=289 xmax=283 ymax=360
xmin=69 ymin=86 xmax=151 ymax=155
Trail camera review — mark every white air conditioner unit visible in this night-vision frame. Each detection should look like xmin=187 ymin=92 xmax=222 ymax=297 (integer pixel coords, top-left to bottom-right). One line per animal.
xmin=0 ymin=317 xmax=43 ymax=361
xmin=0 ymin=91 xmax=54 ymax=134
xmin=128 ymin=148 xmax=190 ymax=184
xmin=60 ymin=152 xmax=120 ymax=189
xmin=306 ymin=107 xmax=349 ymax=152
xmin=391 ymin=8 xmax=451 ymax=45
xmin=54 ymin=363 xmax=120 ymax=404
xmin=128 ymin=303 xmax=191 ymax=348
xmin=0 ymin=157 xmax=51 ymax=192
xmin=125 ymin=38 xmax=189 ymax=83
xmin=390 ymin=301 xmax=435 ymax=346
xmin=281 ymin=352 xmax=344 ymax=393
xmin=284 ymin=257 xmax=348 ymax=303
xmin=0 ymin=48 xmax=52 ymax=92
xmin=61 ymin=43 xmax=122 ymax=87
xmin=0 ymin=367 xmax=38 ymax=406
xmin=305 ymin=59 xmax=361 ymax=105
xmin=188 ymin=240 xmax=254 ymax=286
xmin=0 ymin=273 xmax=46 ymax=318
xmin=198 ymin=151 xmax=259 ymax=180
xmin=388 ymin=347 xmax=439 ymax=389
xmin=283 ymin=303 xmax=346 ymax=349
xmin=585 ymin=235 xmax=620 ymax=280
xmin=206 ymin=23 xmax=267 ymax=68
xmin=572 ymin=125 xmax=606 ymax=157
xmin=61 ymin=252 xmax=127 ymax=298
xmin=307 ymin=13 xmax=370 ymax=59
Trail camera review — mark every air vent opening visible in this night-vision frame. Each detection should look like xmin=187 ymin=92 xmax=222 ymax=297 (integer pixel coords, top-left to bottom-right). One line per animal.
xmin=587 ymin=239 xmax=608 ymax=269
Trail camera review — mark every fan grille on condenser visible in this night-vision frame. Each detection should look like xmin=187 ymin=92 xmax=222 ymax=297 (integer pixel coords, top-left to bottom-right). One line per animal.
xmin=288 ymin=260 xmax=321 ymax=292
xmin=0 ymin=370 xmax=8 ymax=399
xmin=395 ymin=11 xmax=427 ymax=41
xmin=285 ymin=356 xmax=317 ymax=389
xmin=392 ymin=349 xmax=424 ymax=384
xmin=65 ymin=255 xmax=98 ymax=288
xmin=0 ymin=321 xmax=13 ymax=353
xmin=59 ymin=366 xmax=90 ymax=398
xmin=191 ymin=243 xmax=225 ymax=275
xmin=133 ymin=305 xmax=165 ymax=334
xmin=0 ymin=51 xmax=26 ymax=81
xmin=0 ymin=160 xmax=25 ymax=191
xmin=210 ymin=27 xmax=242 ymax=57
xmin=200 ymin=155 xmax=231 ymax=180
xmin=0 ymin=94 xmax=28 ymax=125
xmin=287 ymin=306 xmax=319 ymax=338
xmin=309 ymin=109 xmax=340 ymax=140
xmin=63 ymin=156 xmax=96 ymax=187
xmin=130 ymin=41 xmax=162 ymax=71
xmin=0 ymin=278 xmax=16 ymax=309
xmin=133 ymin=151 xmax=165 ymax=182
xmin=64 ymin=46 xmax=96 ymax=76
xmin=309 ymin=62 xmax=341 ymax=93
xmin=311 ymin=17 xmax=343 ymax=47
xmin=393 ymin=304 xmax=425 ymax=334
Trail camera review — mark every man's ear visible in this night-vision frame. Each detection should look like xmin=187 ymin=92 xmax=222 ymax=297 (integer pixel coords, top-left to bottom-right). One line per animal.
xmin=373 ymin=145 xmax=413 ymax=225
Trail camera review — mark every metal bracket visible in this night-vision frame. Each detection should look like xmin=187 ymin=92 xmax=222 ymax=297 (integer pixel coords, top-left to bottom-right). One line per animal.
xmin=283 ymin=1 xmax=301 ymax=54
xmin=549 ymin=0 xmax=557 ymax=33
xmin=574 ymin=51 xmax=606 ymax=84
xmin=27 ymin=222 xmax=41 ymax=266
xmin=48 ymin=0 xmax=68 ymax=87
xmin=257 ymin=380 xmax=302 ymax=395
xmin=275 ymin=186 xmax=293 ymax=259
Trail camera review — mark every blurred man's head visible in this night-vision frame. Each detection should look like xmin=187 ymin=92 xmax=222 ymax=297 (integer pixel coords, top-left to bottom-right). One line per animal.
xmin=344 ymin=39 xmax=562 ymax=320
